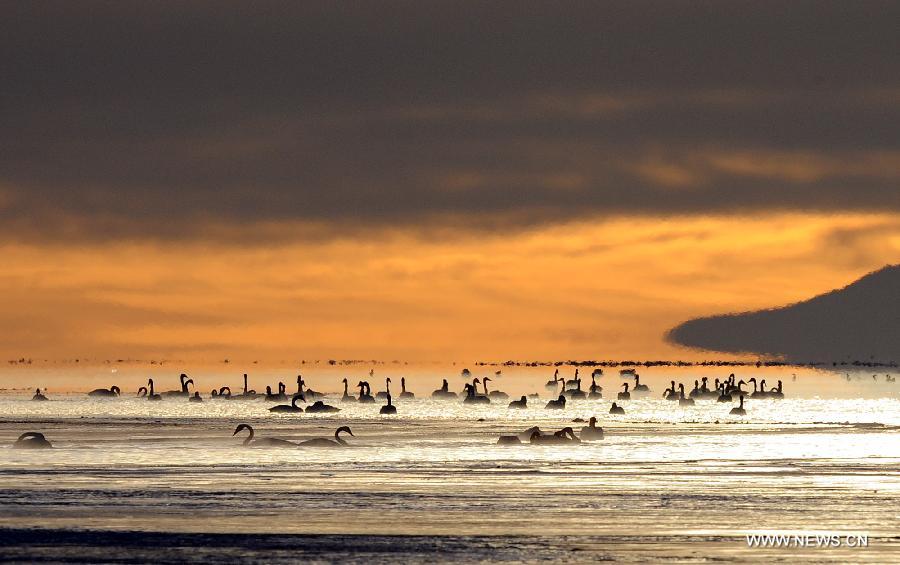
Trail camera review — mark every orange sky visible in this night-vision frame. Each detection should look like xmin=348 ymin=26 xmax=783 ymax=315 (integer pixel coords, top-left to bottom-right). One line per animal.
xmin=2 ymin=212 xmax=897 ymax=363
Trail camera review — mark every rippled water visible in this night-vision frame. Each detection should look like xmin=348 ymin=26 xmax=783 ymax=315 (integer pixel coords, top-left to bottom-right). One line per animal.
xmin=2 ymin=365 xmax=899 ymax=562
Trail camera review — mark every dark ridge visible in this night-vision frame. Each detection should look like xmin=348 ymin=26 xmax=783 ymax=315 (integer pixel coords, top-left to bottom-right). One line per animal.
xmin=667 ymin=265 xmax=900 ymax=363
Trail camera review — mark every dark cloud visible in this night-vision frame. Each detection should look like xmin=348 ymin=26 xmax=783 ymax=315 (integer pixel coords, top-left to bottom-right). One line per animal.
xmin=1 ymin=1 xmax=898 ymax=241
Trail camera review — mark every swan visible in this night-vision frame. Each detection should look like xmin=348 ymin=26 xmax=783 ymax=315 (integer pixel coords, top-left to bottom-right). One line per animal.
xmin=146 ymin=379 xmax=162 ymax=401
xmin=375 ymin=378 xmax=392 ymax=400
xmin=189 ymin=392 xmax=203 ymax=403
xmin=769 ymin=380 xmax=785 ymax=399
xmin=483 ymin=377 xmax=508 ymax=400
xmin=545 ymin=394 xmax=566 ymax=409
xmin=13 ymin=432 xmax=52 ymax=449
xmin=565 ymin=369 xmax=580 ymax=389
xmin=717 ymin=383 xmax=732 ymax=402
xmin=508 ymin=395 xmax=527 ymax=409
xmin=632 ymin=374 xmax=650 ymax=393
xmin=379 ymin=393 xmax=397 ymax=414
xmin=306 ymin=400 xmax=341 ymax=413
xmin=341 ymin=378 xmax=356 ymax=402
xmin=463 ymin=379 xmax=490 ymax=404
xmin=213 ymin=386 xmax=232 ymax=399
xmin=678 ymin=387 xmax=695 ymax=406
xmin=163 ymin=374 xmax=193 ymax=397
xmin=545 ymin=369 xmax=561 ymax=390
xmin=579 ymin=417 xmax=604 ymax=440
xmin=688 ymin=380 xmax=701 ymax=399
xmin=136 ymin=386 xmax=148 ymax=397
xmin=233 ymin=424 xmax=296 ymax=447
xmin=617 ymin=383 xmax=631 ymax=401
xmin=609 ymin=402 xmax=625 ymax=415
xmin=265 ymin=383 xmax=288 ymax=402
xmin=231 ymin=374 xmax=260 ymax=400
xmin=298 ymin=426 xmax=354 ymax=447
xmin=88 ymin=385 xmax=120 ymax=398
xmin=297 ymin=375 xmax=324 ymax=400
xmin=588 ymin=374 xmax=603 ymax=399
xmin=269 ymin=393 xmax=305 ymax=413
xmin=529 ymin=427 xmax=580 ymax=444
xmin=432 ymin=379 xmax=457 ymax=399
xmin=748 ymin=378 xmax=765 ymax=399
xmin=31 ymin=388 xmax=48 ymax=401
xmin=563 ymin=377 xmax=586 ymax=400
xmin=399 ymin=377 xmax=415 ymax=399
xmin=357 ymin=381 xmax=376 ymax=403
xmin=664 ymin=381 xmax=678 ymax=400
xmin=730 ymin=395 xmax=747 ymax=416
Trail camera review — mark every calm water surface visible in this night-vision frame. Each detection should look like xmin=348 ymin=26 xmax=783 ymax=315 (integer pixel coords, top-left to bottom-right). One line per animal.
xmin=1 ymin=365 xmax=898 ymax=562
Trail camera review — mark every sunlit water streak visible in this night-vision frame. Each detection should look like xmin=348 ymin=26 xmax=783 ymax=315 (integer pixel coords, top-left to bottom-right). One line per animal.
xmin=1 ymin=366 xmax=899 ymax=561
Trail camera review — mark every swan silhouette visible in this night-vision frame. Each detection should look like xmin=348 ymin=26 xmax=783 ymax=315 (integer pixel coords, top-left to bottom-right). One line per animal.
xmin=297 ymin=375 xmax=324 ymax=400
xmin=146 ymin=379 xmax=162 ymax=401
xmin=189 ymin=392 xmax=203 ymax=403
xmin=88 ymin=385 xmax=120 ymax=398
xmin=375 ymin=378 xmax=392 ymax=400
xmin=730 ymin=395 xmax=747 ymax=416
xmin=508 ymin=395 xmax=527 ymax=409
xmin=617 ymin=383 xmax=630 ymax=401
xmin=483 ymin=377 xmax=508 ymax=400
xmin=163 ymin=374 xmax=193 ymax=397
xmin=341 ymin=378 xmax=356 ymax=402
xmin=379 ymin=393 xmax=397 ymax=414
xmin=432 ymin=379 xmax=457 ymax=399
xmin=399 ymin=377 xmax=415 ymax=399
xmin=136 ymin=386 xmax=148 ymax=397
xmin=579 ymin=417 xmax=604 ymax=440
xmin=298 ymin=426 xmax=354 ymax=447
xmin=306 ymin=400 xmax=341 ymax=413
xmin=269 ymin=393 xmax=305 ymax=413
xmin=357 ymin=381 xmax=375 ymax=403
xmin=233 ymin=424 xmax=296 ymax=447
xmin=31 ymin=388 xmax=48 ymax=401
xmin=545 ymin=394 xmax=566 ymax=409
xmin=13 ymin=432 xmax=52 ymax=449
xmin=609 ymin=402 xmax=625 ymax=415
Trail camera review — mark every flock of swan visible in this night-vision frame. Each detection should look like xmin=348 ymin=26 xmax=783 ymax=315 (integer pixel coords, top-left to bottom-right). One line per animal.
xmin=13 ymin=368 xmax=786 ymax=449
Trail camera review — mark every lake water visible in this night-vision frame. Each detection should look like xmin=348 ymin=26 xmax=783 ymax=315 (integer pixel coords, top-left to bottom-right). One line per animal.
xmin=1 ymin=364 xmax=898 ymax=562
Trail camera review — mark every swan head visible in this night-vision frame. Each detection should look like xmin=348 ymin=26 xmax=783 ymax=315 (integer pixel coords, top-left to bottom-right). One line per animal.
xmin=336 ymin=426 xmax=353 ymax=437
xmin=111 ymin=386 xmax=120 ymax=395
xmin=233 ymin=423 xmax=252 ymax=436
xmin=589 ymin=416 xmax=597 ymax=426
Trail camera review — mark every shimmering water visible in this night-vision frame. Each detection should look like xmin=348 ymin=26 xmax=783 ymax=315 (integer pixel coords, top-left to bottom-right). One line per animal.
xmin=2 ymin=365 xmax=899 ymax=562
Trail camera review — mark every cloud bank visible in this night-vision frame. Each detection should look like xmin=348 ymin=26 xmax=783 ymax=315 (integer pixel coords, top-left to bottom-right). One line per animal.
xmin=1 ymin=1 xmax=899 ymax=241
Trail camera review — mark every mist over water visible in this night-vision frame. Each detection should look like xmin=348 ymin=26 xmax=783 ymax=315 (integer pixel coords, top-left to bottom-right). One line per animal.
xmin=2 ymin=364 xmax=899 ymax=561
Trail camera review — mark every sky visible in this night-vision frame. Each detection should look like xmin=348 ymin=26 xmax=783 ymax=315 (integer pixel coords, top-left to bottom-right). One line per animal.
xmin=1 ymin=2 xmax=898 ymax=362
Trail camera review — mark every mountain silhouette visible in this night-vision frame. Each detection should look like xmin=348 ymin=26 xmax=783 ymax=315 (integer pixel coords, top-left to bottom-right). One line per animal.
xmin=667 ymin=265 xmax=899 ymax=363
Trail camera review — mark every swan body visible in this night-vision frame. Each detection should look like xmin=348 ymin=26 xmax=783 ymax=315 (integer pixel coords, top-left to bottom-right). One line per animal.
xmin=269 ymin=393 xmax=305 ymax=413
xmin=730 ymin=395 xmax=747 ymax=416
xmin=233 ymin=424 xmax=296 ymax=447
xmin=146 ymin=379 xmax=162 ymax=401
xmin=508 ymin=395 xmax=527 ymax=409
xmin=483 ymin=377 xmax=508 ymax=400
xmin=530 ymin=427 xmax=580 ymax=444
xmin=375 ymin=378 xmax=392 ymax=400
xmin=31 ymin=388 xmax=48 ymax=401
xmin=609 ymin=402 xmax=625 ymax=415
xmin=13 ymin=432 xmax=52 ymax=449
xmin=88 ymin=385 xmax=120 ymax=398
xmin=298 ymin=426 xmax=353 ymax=447
xmin=341 ymin=378 xmax=356 ymax=402
xmin=632 ymin=374 xmax=650 ymax=393
xmin=399 ymin=377 xmax=415 ymax=399
xmin=379 ymin=393 xmax=397 ymax=414
xmin=306 ymin=400 xmax=341 ymax=413
xmin=579 ymin=417 xmax=604 ymax=440
xmin=545 ymin=395 xmax=566 ymax=409
xmin=432 ymin=379 xmax=457 ymax=399
xmin=617 ymin=383 xmax=631 ymax=401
